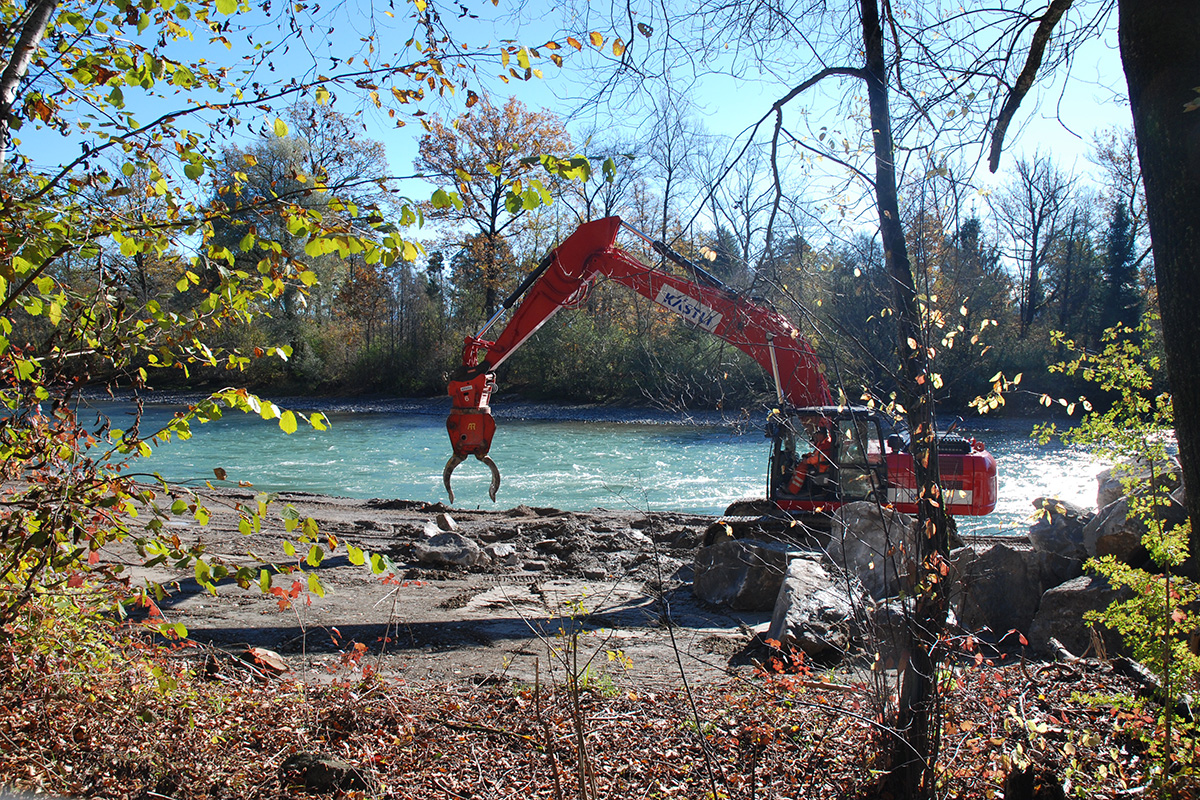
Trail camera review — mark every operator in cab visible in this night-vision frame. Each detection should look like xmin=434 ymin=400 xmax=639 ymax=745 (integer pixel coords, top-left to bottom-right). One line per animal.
xmin=786 ymin=420 xmax=833 ymax=494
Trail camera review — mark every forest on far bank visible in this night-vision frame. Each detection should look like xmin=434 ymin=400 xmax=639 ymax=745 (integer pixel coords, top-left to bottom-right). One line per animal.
xmin=17 ymin=96 xmax=1155 ymax=415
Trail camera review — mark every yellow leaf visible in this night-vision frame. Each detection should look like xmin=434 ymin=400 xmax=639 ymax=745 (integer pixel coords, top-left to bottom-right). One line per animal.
xmin=567 ymin=36 xmax=582 ymax=50
xmin=612 ymin=38 xmax=626 ymax=57
xmin=273 ymin=118 xmax=289 ymax=137
xmin=589 ymin=31 xmax=603 ymax=47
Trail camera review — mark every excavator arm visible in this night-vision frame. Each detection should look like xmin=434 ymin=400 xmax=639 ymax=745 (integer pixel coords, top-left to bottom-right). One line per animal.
xmin=443 ymin=215 xmax=832 ymax=503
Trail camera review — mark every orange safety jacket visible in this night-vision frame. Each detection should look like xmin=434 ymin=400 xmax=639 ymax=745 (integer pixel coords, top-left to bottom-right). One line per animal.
xmin=787 ymin=436 xmax=832 ymax=493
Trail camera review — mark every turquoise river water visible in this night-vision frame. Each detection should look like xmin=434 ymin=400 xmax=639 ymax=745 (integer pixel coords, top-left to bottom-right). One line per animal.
xmin=85 ymin=397 xmax=1104 ymax=537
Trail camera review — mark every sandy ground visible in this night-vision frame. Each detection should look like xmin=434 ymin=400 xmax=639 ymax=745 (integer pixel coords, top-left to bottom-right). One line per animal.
xmin=113 ymin=488 xmax=777 ymax=690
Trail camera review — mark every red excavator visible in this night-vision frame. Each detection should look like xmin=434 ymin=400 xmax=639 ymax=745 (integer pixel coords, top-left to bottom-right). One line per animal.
xmin=443 ymin=216 xmax=997 ymax=520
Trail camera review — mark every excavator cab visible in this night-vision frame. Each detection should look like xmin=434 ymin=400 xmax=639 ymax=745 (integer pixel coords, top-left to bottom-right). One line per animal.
xmin=768 ymin=407 xmax=889 ymax=509
xmin=762 ymin=405 xmax=997 ymax=517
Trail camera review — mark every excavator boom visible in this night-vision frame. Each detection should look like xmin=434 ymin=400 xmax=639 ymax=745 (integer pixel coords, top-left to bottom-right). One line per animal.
xmin=444 ymin=216 xmax=829 ymax=500
xmin=442 ymin=216 xmax=996 ymax=518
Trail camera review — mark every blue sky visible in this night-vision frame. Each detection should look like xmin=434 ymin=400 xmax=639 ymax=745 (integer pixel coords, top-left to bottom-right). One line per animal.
xmin=17 ymin=0 xmax=1132 ymax=240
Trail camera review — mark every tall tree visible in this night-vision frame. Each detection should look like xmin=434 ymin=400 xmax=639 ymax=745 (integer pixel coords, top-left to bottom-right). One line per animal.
xmin=0 ymin=0 xmax=573 ymax=627
xmin=1100 ymin=198 xmax=1142 ymax=334
xmin=415 ymin=95 xmax=571 ymax=319
xmin=990 ymin=154 xmax=1076 ymax=340
xmin=1044 ymin=204 xmax=1104 ymax=345
xmin=985 ymin=0 xmax=1200 ymax=579
xmin=1121 ymin=0 xmax=1200 ymax=575
xmin=211 ymin=106 xmax=394 ymax=381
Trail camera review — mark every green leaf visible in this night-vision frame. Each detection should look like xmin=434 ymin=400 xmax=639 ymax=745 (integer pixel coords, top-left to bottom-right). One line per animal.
xmin=184 ymin=161 xmax=204 ymax=180
xmin=305 ymin=544 xmax=323 ymax=567
xmin=299 ymin=270 xmax=318 ymax=287
xmin=279 ymin=410 xmax=298 ymax=434
xmin=216 ymin=0 xmax=238 ymax=15
xmin=259 ymin=569 xmax=271 ymax=593
xmin=307 ymin=572 xmax=325 ymax=598
xmin=347 ymin=544 xmax=365 ymax=566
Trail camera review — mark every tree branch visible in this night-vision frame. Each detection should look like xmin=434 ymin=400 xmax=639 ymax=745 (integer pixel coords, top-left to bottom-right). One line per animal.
xmin=988 ymin=0 xmax=1076 ymax=172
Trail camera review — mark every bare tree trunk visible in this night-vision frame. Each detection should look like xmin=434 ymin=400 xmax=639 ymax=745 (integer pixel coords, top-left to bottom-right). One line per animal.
xmin=1119 ymin=0 xmax=1200 ymax=580
xmin=0 ymin=0 xmax=57 ymax=166
xmin=860 ymin=1 xmax=949 ymax=795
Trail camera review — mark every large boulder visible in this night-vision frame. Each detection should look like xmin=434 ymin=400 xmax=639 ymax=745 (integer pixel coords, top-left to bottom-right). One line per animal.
xmin=1028 ymin=575 xmax=1124 ymax=658
xmin=825 ymin=501 xmax=915 ymax=600
xmin=1082 ymin=498 xmax=1185 ymax=565
xmin=693 ymin=539 xmax=791 ymax=610
xmin=1085 ymin=467 xmax=1188 ymax=566
xmin=413 ymin=532 xmax=488 ymax=569
xmin=766 ymin=557 xmax=856 ymax=658
xmin=1096 ymin=457 xmax=1181 ymax=509
xmin=1082 ymin=497 xmax=1144 ymax=563
xmin=863 ymin=599 xmax=913 ymax=671
xmin=1028 ymin=497 xmax=1091 ymax=562
xmin=953 ymin=543 xmax=1080 ymax=638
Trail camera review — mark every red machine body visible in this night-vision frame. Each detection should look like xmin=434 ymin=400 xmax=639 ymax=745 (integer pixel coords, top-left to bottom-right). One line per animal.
xmin=444 ymin=216 xmax=998 ymax=518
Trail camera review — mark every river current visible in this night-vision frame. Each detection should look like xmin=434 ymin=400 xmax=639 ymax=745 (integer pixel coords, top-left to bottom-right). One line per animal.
xmin=88 ymin=397 xmax=1103 ymax=537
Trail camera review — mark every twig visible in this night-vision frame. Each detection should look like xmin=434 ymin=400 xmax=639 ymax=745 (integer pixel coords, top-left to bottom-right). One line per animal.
xmin=435 ymin=717 xmax=540 ymax=745
xmin=536 ymin=660 xmax=566 ymax=800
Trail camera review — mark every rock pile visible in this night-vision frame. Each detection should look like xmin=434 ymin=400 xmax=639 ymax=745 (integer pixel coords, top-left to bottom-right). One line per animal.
xmin=698 ymin=455 xmax=1183 ymax=664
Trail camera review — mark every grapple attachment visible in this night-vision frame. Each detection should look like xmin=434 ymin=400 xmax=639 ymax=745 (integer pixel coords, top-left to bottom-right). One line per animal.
xmin=444 ymin=371 xmax=500 ymax=504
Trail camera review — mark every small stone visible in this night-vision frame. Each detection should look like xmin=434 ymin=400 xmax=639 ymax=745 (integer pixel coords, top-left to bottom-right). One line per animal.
xmin=436 ymin=512 xmax=457 ymax=531
xmin=485 ymin=542 xmax=520 ymax=567
xmin=523 ymin=560 xmax=549 ymax=571
xmin=413 ymin=532 xmax=487 ymax=568
xmin=280 ymin=752 xmax=369 ymax=793
xmin=244 ymin=646 xmax=289 ymax=674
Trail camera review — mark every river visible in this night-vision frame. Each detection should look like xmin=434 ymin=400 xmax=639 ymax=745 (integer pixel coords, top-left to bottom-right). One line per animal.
xmin=86 ymin=396 xmax=1103 ymax=537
